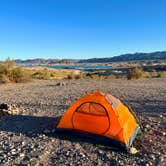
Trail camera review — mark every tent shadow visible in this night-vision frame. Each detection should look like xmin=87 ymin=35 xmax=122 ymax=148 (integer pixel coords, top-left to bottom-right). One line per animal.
xmin=0 ymin=114 xmax=59 ymax=136
xmin=50 ymin=131 xmax=126 ymax=153
xmin=0 ymin=114 xmax=125 ymax=153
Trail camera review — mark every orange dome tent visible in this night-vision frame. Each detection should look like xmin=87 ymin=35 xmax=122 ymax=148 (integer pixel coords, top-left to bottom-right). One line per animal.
xmin=56 ymin=91 xmax=140 ymax=149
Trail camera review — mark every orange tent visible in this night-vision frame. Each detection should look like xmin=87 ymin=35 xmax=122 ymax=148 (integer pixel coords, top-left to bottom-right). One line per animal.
xmin=56 ymin=91 xmax=140 ymax=149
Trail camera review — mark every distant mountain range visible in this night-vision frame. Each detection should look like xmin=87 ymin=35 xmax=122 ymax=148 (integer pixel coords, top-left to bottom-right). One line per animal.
xmin=79 ymin=51 xmax=166 ymax=63
xmin=15 ymin=51 xmax=166 ymax=65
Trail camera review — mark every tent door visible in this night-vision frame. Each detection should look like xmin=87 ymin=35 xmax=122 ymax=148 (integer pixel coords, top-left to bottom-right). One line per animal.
xmin=72 ymin=102 xmax=110 ymax=135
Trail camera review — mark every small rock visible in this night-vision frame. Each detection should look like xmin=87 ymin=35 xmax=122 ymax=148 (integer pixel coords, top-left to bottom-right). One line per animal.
xmin=98 ymin=150 xmax=103 ymax=154
xmin=75 ymin=143 xmax=81 ymax=150
xmin=0 ymin=103 xmax=9 ymax=110
xmin=56 ymin=82 xmax=66 ymax=86
xmin=129 ymin=147 xmax=138 ymax=154
xmin=106 ymin=153 xmax=111 ymax=158
xmin=145 ymin=124 xmax=151 ymax=129
xmin=22 ymin=142 xmax=26 ymax=146
xmin=162 ymin=132 xmax=166 ymax=136
xmin=80 ymin=153 xmax=85 ymax=157
xmin=150 ymin=154 xmax=156 ymax=160
xmin=66 ymin=151 xmax=70 ymax=156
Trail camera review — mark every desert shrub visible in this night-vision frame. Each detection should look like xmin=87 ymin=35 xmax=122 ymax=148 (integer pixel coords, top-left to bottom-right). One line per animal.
xmin=158 ymin=71 xmax=166 ymax=78
xmin=0 ymin=74 xmax=10 ymax=83
xmin=106 ymin=75 xmax=118 ymax=79
xmin=0 ymin=64 xmax=9 ymax=75
xmin=85 ymin=72 xmax=92 ymax=77
xmin=8 ymin=67 xmax=28 ymax=83
xmin=4 ymin=57 xmax=16 ymax=68
xmin=32 ymin=71 xmax=51 ymax=79
xmin=66 ymin=73 xmax=82 ymax=79
xmin=91 ymin=74 xmax=100 ymax=79
xmin=50 ymin=73 xmax=55 ymax=77
xmin=74 ymin=74 xmax=81 ymax=79
xmin=127 ymin=67 xmax=146 ymax=80
xmin=0 ymin=58 xmax=31 ymax=83
xmin=66 ymin=74 xmax=73 ymax=79
xmin=0 ymin=60 xmax=30 ymax=83
xmin=149 ymin=69 xmax=158 ymax=78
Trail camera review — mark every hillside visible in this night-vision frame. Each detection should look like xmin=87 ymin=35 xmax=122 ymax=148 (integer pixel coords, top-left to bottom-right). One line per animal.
xmin=14 ymin=51 xmax=166 ymax=65
xmin=79 ymin=51 xmax=166 ymax=63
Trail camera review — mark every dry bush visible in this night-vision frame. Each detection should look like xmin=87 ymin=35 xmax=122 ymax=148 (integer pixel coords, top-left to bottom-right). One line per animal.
xmin=66 ymin=72 xmax=83 ymax=79
xmin=66 ymin=73 xmax=73 ymax=79
xmin=158 ymin=71 xmax=166 ymax=78
xmin=74 ymin=74 xmax=82 ymax=79
xmin=127 ymin=67 xmax=146 ymax=80
xmin=32 ymin=71 xmax=51 ymax=79
xmin=0 ymin=59 xmax=30 ymax=83
xmin=148 ymin=69 xmax=157 ymax=78
xmin=4 ymin=57 xmax=16 ymax=68
xmin=106 ymin=75 xmax=119 ymax=79
xmin=8 ymin=67 xmax=30 ymax=83
xmin=0 ymin=74 xmax=10 ymax=83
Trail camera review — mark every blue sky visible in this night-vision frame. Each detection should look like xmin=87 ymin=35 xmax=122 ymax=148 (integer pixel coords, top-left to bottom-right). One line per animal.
xmin=0 ymin=0 xmax=166 ymax=60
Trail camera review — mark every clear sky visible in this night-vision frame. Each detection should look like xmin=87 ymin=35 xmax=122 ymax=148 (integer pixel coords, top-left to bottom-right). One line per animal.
xmin=0 ymin=0 xmax=166 ymax=60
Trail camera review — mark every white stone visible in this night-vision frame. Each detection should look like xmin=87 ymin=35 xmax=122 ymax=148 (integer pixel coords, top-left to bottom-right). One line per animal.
xmin=129 ymin=147 xmax=138 ymax=154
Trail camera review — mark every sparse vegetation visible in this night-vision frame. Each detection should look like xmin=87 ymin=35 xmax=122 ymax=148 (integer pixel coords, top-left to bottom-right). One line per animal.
xmin=158 ymin=71 xmax=166 ymax=78
xmin=151 ymin=69 xmax=158 ymax=78
xmin=66 ymin=72 xmax=83 ymax=79
xmin=32 ymin=71 xmax=52 ymax=80
xmin=127 ymin=67 xmax=147 ymax=80
xmin=0 ymin=58 xmax=30 ymax=83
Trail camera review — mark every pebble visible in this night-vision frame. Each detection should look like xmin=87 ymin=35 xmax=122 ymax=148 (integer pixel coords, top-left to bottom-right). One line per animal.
xmin=22 ymin=142 xmax=26 ymax=146
xmin=75 ymin=143 xmax=81 ymax=150
xmin=20 ymin=153 xmax=25 ymax=157
xmin=145 ymin=124 xmax=151 ymax=129
xmin=98 ymin=150 xmax=103 ymax=154
xmin=150 ymin=154 xmax=155 ymax=160
xmin=130 ymin=147 xmax=138 ymax=154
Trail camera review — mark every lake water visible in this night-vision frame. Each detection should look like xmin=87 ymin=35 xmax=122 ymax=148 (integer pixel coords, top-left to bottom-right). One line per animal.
xmin=47 ymin=65 xmax=112 ymax=70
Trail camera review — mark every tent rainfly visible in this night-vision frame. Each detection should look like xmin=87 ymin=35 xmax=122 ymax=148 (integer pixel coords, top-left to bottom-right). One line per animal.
xmin=56 ymin=91 xmax=140 ymax=149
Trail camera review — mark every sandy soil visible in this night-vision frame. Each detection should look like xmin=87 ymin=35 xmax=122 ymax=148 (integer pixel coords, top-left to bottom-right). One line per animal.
xmin=0 ymin=78 xmax=166 ymax=166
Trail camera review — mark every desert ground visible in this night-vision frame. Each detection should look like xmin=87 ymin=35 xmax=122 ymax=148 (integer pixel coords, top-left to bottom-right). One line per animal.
xmin=0 ymin=78 xmax=166 ymax=165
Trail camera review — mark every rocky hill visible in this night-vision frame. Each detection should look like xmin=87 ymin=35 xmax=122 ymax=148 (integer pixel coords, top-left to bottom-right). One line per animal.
xmin=14 ymin=51 xmax=166 ymax=65
xmin=79 ymin=51 xmax=166 ymax=63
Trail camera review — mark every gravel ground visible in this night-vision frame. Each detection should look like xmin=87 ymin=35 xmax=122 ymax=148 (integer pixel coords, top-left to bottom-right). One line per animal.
xmin=0 ymin=78 xmax=166 ymax=166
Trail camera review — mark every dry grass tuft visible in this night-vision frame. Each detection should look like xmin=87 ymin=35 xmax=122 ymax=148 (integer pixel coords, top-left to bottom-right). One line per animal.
xmin=127 ymin=67 xmax=147 ymax=80
xmin=158 ymin=71 xmax=166 ymax=78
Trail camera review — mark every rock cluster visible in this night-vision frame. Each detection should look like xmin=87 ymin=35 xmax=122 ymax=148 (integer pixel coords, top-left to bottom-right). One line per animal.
xmin=0 ymin=103 xmax=23 ymax=118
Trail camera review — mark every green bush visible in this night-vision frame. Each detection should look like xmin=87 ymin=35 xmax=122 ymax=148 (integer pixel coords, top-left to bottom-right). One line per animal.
xmin=127 ymin=67 xmax=146 ymax=80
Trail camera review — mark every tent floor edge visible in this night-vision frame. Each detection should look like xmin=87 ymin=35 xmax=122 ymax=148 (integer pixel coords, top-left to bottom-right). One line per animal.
xmin=55 ymin=128 xmax=128 ymax=152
